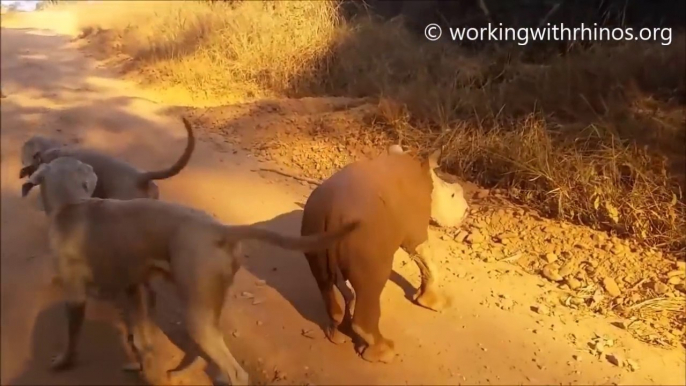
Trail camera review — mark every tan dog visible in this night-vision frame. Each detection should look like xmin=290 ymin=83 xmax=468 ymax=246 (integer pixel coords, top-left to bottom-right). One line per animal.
xmin=301 ymin=146 xmax=469 ymax=363
xmin=22 ymin=156 xmax=360 ymax=386
xmin=19 ymin=117 xmax=196 ymax=211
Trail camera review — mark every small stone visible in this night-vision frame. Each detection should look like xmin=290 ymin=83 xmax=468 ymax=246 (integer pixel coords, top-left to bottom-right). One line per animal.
xmin=499 ymin=298 xmax=515 ymax=311
xmin=566 ymin=277 xmax=582 ymax=290
xmin=667 ymin=270 xmax=685 ymax=278
xmin=466 ymin=231 xmax=486 ymax=244
xmin=667 ymin=276 xmax=682 ymax=285
xmin=454 ymin=266 xmax=467 ymax=278
xmin=606 ymin=353 xmax=621 ymax=366
xmin=454 ymin=230 xmax=469 ymax=243
xmin=544 ymin=253 xmax=558 ymax=263
xmin=594 ymin=341 xmax=605 ymax=353
xmin=542 ymin=264 xmax=564 ymax=282
xmin=532 ymin=304 xmax=550 ymax=316
xmin=559 ymin=260 xmax=577 ymax=277
xmin=676 ymin=261 xmax=685 ymax=271
xmin=475 ymin=189 xmax=490 ymax=199
xmin=653 ymin=281 xmax=669 ymax=294
xmin=602 ymin=277 xmax=622 ymax=297
xmin=626 ymin=359 xmax=639 ymax=372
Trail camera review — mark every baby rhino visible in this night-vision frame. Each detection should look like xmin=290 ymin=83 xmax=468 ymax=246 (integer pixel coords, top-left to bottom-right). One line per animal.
xmin=301 ymin=146 xmax=469 ymax=363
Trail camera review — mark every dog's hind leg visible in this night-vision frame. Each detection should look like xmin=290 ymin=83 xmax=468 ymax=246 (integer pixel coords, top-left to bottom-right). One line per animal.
xmin=180 ymin=268 xmax=248 ymax=386
xmin=186 ymin=304 xmax=249 ymax=386
xmin=50 ymin=284 xmax=87 ymax=371
xmin=120 ymin=285 xmax=155 ymax=374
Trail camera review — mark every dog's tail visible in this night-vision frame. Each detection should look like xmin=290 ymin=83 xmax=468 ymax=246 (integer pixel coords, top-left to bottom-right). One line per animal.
xmin=224 ymin=220 xmax=360 ymax=252
xmin=137 ymin=117 xmax=195 ymax=186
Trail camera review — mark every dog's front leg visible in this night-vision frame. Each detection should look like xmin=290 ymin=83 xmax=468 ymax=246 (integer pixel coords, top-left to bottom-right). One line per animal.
xmin=50 ymin=300 xmax=86 ymax=371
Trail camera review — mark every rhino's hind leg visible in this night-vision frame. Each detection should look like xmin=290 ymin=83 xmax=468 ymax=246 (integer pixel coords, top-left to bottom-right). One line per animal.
xmin=406 ymin=241 xmax=451 ymax=312
xmin=348 ymin=254 xmax=395 ymax=363
xmin=305 ymin=252 xmax=349 ymax=344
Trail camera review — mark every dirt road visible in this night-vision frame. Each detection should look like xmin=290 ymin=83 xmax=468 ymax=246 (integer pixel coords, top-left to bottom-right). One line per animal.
xmin=2 ymin=23 xmax=685 ymax=386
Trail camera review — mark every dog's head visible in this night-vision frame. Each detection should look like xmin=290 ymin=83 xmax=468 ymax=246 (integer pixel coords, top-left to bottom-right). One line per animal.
xmin=22 ymin=157 xmax=98 ymax=210
xmin=20 ymin=136 xmax=61 ymax=178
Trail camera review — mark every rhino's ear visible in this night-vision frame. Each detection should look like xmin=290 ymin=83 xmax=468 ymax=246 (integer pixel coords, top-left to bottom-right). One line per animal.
xmin=428 ymin=149 xmax=441 ymax=170
xmin=388 ymin=144 xmax=405 ymax=155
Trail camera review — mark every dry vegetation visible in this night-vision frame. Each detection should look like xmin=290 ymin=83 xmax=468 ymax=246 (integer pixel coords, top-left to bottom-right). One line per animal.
xmin=67 ymin=0 xmax=685 ymax=255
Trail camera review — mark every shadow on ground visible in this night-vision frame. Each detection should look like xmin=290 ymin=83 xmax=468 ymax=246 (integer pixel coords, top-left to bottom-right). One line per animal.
xmin=238 ymin=209 xmax=420 ymax=340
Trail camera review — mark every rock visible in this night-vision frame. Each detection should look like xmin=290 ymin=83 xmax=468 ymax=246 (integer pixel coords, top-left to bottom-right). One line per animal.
xmin=454 ymin=230 xmax=469 ymax=243
xmin=454 ymin=266 xmax=467 ymax=278
xmin=653 ymin=281 xmax=669 ymax=294
xmin=668 ymin=270 xmax=685 ymax=278
xmin=542 ymin=264 xmax=564 ymax=282
xmin=602 ymin=277 xmax=622 ymax=297
xmin=466 ymin=231 xmax=486 ymax=244
xmin=594 ymin=341 xmax=606 ymax=353
xmin=475 ymin=189 xmax=490 ymax=199
xmin=566 ymin=277 xmax=582 ymax=290
xmin=559 ymin=260 xmax=577 ymax=277
xmin=668 ymin=276 xmax=683 ymax=285
xmin=498 ymin=298 xmax=515 ymax=311
xmin=532 ymin=304 xmax=550 ymax=316
xmin=544 ymin=253 xmax=558 ymax=263
xmin=626 ymin=359 xmax=639 ymax=372
xmin=676 ymin=261 xmax=685 ymax=271
xmin=606 ymin=353 xmax=621 ymax=366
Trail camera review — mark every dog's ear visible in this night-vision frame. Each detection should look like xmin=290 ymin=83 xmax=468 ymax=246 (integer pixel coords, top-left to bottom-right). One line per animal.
xmin=21 ymin=182 xmax=36 ymax=197
xmin=79 ymin=163 xmax=98 ymax=197
xmin=19 ymin=164 xmax=36 ymax=179
xmin=27 ymin=163 xmax=50 ymax=186
xmin=22 ymin=163 xmax=51 ymax=197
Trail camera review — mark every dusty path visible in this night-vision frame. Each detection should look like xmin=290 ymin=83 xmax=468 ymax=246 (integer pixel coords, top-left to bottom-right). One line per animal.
xmin=2 ymin=23 xmax=685 ymax=386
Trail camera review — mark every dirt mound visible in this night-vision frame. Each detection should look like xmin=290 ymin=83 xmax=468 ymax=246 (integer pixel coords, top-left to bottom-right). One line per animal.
xmin=177 ymin=97 xmax=685 ymax=350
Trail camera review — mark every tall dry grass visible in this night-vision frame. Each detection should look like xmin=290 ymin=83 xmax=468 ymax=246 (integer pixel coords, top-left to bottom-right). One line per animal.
xmin=69 ymin=0 xmax=685 ymax=254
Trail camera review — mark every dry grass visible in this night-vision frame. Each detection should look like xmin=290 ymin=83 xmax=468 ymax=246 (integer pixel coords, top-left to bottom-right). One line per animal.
xmin=68 ymin=0 xmax=685 ymax=254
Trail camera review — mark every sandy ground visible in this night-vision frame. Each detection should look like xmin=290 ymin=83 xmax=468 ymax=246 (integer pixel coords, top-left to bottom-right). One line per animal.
xmin=2 ymin=16 xmax=685 ymax=386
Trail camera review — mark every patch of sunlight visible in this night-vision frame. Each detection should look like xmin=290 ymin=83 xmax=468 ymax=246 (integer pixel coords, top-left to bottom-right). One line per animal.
xmin=17 ymin=53 xmax=48 ymax=60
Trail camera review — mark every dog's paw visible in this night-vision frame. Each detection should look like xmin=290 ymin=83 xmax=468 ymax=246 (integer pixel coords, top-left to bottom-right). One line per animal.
xmin=49 ymin=352 xmax=75 ymax=371
xmin=325 ymin=324 xmax=349 ymax=345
